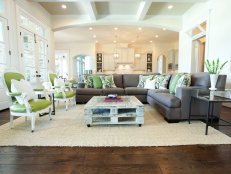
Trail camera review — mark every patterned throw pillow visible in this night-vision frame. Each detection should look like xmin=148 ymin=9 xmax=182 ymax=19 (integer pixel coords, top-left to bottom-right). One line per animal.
xmin=137 ymin=75 xmax=153 ymax=88
xmin=83 ymin=75 xmax=93 ymax=88
xmin=100 ymin=75 xmax=116 ymax=89
xmin=169 ymin=73 xmax=184 ymax=94
xmin=175 ymin=74 xmax=191 ymax=93
xmin=154 ymin=75 xmax=171 ymax=89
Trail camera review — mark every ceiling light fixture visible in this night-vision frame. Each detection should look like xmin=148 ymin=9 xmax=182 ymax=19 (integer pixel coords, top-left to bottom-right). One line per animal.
xmin=138 ymin=27 xmax=142 ymax=31
xmin=163 ymin=28 xmax=166 ymax=31
xmin=61 ymin=4 xmax=67 ymax=9
xmin=168 ymin=5 xmax=173 ymax=9
xmin=155 ymin=35 xmax=159 ymax=38
xmin=114 ymin=27 xmax=118 ymax=31
xmin=89 ymin=27 xmax=93 ymax=31
xmin=95 ymin=40 xmax=98 ymax=43
xmin=93 ymin=35 xmax=96 ymax=38
xmin=149 ymin=40 xmax=153 ymax=43
xmin=131 ymin=40 xmax=135 ymax=43
xmin=113 ymin=40 xmax=117 ymax=43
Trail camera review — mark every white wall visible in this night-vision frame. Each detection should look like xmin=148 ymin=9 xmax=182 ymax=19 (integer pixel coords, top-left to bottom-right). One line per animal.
xmin=179 ymin=0 xmax=231 ymax=89
xmin=55 ymin=42 xmax=96 ymax=79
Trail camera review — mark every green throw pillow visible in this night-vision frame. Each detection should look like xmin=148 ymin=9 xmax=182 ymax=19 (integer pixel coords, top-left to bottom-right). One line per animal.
xmin=137 ymin=75 xmax=153 ymax=88
xmin=169 ymin=74 xmax=183 ymax=94
xmin=100 ymin=75 xmax=116 ymax=89
xmin=92 ymin=76 xmax=103 ymax=89
xmin=154 ymin=75 xmax=171 ymax=89
xmin=175 ymin=74 xmax=191 ymax=93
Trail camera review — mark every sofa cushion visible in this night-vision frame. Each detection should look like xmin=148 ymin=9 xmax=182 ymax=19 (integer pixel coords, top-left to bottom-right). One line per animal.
xmin=100 ymin=75 xmax=116 ymax=88
xmin=76 ymin=88 xmax=102 ymax=95
xmin=154 ymin=75 xmax=171 ymax=89
xmin=92 ymin=75 xmax=103 ymax=89
xmin=191 ymin=72 xmax=210 ymax=87
xmin=83 ymin=75 xmax=93 ymax=88
xmin=169 ymin=74 xmax=183 ymax=94
xmin=113 ymin=74 xmax=123 ymax=88
xmin=137 ymin=75 xmax=153 ymax=88
xmin=125 ymin=87 xmax=148 ymax=95
xmin=147 ymin=89 xmax=169 ymax=98
xmin=150 ymin=92 xmax=181 ymax=108
xmin=102 ymin=88 xmax=125 ymax=95
xmin=123 ymin=74 xmax=140 ymax=88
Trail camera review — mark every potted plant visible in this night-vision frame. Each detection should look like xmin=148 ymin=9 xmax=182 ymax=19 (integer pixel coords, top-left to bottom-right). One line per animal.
xmin=204 ymin=58 xmax=228 ymax=90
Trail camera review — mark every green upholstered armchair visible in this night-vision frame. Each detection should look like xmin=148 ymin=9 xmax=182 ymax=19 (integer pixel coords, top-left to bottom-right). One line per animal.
xmin=2 ymin=71 xmax=52 ymax=132
xmin=47 ymin=73 xmax=76 ymax=110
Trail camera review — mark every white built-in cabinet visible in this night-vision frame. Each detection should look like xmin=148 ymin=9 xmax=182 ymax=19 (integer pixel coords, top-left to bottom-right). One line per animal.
xmin=103 ymin=54 xmax=115 ymax=71
xmin=0 ymin=16 xmax=10 ymax=110
xmin=134 ymin=54 xmax=146 ymax=71
xmin=117 ymin=48 xmax=134 ymax=63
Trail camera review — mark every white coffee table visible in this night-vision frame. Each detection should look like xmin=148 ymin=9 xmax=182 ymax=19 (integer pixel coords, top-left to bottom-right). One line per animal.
xmin=84 ymin=96 xmax=144 ymax=127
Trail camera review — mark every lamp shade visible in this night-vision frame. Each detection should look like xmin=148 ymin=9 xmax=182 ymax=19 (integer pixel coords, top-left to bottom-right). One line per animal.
xmin=85 ymin=56 xmax=96 ymax=70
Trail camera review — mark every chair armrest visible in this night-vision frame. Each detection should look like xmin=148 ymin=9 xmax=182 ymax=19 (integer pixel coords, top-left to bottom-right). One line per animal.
xmin=8 ymin=92 xmax=22 ymax=97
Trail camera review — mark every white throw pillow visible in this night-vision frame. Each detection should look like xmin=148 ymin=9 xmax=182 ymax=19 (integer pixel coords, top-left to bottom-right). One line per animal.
xmin=11 ymin=79 xmax=35 ymax=104
xmin=54 ymin=78 xmax=65 ymax=87
xmin=144 ymin=77 xmax=156 ymax=89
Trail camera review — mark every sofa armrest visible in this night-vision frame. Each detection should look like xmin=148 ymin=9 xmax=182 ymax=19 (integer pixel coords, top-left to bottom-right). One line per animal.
xmin=175 ymin=86 xmax=202 ymax=119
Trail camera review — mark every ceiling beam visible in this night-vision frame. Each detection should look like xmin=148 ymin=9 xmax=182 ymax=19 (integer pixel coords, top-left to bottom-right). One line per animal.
xmin=83 ymin=0 xmax=97 ymax=21
xmin=136 ymin=0 xmax=152 ymax=21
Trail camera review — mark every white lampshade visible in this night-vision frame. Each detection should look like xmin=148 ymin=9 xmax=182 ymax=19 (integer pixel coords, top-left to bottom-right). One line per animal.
xmin=85 ymin=56 xmax=96 ymax=70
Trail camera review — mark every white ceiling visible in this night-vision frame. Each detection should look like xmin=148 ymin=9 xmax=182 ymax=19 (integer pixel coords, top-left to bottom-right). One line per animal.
xmin=35 ymin=0 xmax=207 ymax=44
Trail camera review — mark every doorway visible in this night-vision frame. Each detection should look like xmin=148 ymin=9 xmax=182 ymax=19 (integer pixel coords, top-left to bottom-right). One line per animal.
xmin=191 ymin=21 xmax=207 ymax=73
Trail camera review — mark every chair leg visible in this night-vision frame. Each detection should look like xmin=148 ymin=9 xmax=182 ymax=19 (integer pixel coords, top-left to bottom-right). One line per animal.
xmin=31 ymin=115 xmax=36 ymax=132
xmin=49 ymin=107 xmax=52 ymax=120
xmin=65 ymin=100 xmax=69 ymax=111
xmin=10 ymin=115 xmax=13 ymax=129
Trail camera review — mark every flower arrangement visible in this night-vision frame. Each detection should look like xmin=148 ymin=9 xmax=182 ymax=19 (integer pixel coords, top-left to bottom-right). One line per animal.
xmin=204 ymin=58 xmax=228 ymax=74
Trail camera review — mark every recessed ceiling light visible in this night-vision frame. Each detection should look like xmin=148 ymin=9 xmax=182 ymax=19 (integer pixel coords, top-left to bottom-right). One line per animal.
xmin=163 ymin=28 xmax=166 ymax=31
xmin=93 ymin=35 xmax=96 ymax=38
xmin=155 ymin=35 xmax=159 ymax=38
xmin=113 ymin=40 xmax=117 ymax=43
xmin=95 ymin=40 xmax=98 ymax=43
xmin=89 ymin=27 xmax=93 ymax=31
xmin=61 ymin=4 xmax=67 ymax=9
xmin=138 ymin=27 xmax=142 ymax=31
xmin=149 ymin=40 xmax=153 ymax=43
xmin=131 ymin=40 xmax=135 ymax=43
xmin=114 ymin=27 xmax=118 ymax=31
xmin=168 ymin=5 xmax=173 ymax=9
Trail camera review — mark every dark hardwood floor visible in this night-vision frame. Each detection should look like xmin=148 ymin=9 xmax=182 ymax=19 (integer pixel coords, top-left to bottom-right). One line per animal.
xmin=0 ymin=107 xmax=230 ymax=174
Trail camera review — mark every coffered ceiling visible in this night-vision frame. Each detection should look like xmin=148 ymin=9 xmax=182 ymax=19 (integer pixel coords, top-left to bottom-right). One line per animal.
xmin=31 ymin=0 xmax=208 ymax=44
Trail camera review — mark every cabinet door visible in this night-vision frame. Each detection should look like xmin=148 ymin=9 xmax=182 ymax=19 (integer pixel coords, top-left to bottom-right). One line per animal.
xmin=134 ymin=54 xmax=145 ymax=70
xmin=103 ymin=54 xmax=115 ymax=71
xmin=127 ymin=48 xmax=134 ymax=63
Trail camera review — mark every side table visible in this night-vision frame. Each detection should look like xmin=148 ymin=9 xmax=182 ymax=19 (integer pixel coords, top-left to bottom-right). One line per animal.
xmin=189 ymin=89 xmax=231 ymax=135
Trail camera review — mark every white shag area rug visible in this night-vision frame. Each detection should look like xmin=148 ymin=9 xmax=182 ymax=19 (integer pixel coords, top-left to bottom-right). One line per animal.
xmin=0 ymin=104 xmax=231 ymax=147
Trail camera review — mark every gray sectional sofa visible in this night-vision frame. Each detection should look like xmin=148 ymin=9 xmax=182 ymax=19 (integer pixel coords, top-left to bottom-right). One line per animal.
xmin=76 ymin=72 xmax=226 ymax=122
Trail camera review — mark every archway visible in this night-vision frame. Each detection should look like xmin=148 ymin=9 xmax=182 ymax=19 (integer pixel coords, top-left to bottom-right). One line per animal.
xmin=157 ymin=54 xmax=167 ymax=74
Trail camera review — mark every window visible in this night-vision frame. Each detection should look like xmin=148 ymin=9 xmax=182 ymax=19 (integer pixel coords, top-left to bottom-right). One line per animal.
xmin=18 ymin=11 xmax=48 ymax=83
xmin=0 ymin=17 xmax=8 ymax=74
xmin=76 ymin=56 xmax=85 ymax=81
xmin=55 ymin=51 xmax=69 ymax=79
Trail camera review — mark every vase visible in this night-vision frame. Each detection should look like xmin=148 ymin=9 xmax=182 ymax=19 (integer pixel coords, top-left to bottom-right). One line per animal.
xmin=209 ymin=74 xmax=218 ymax=90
